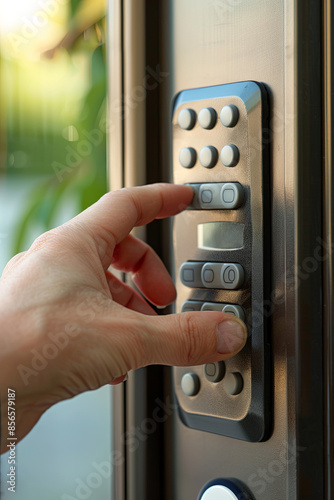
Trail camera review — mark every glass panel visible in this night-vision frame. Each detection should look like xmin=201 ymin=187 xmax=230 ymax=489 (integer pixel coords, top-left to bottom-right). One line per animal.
xmin=0 ymin=1 xmax=113 ymax=498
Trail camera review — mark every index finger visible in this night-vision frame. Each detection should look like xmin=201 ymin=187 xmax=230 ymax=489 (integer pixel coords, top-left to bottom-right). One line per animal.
xmin=71 ymin=183 xmax=193 ymax=269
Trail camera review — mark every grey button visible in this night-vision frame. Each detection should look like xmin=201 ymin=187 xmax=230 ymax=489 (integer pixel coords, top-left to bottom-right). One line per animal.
xmin=222 ymin=304 xmax=245 ymax=321
xmin=220 ymin=104 xmax=239 ymax=128
xmin=181 ymin=373 xmax=200 ymax=396
xmin=221 ymin=263 xmax=244 ymax=289
xmin=204 ymin=361 xmax=225 ymax=383
xmin=198 ymin=107 xmax=217 ymax=129
xmin=220 ymin=183 xmax=244 ymax=209
xmin=201 ymin=263 xmax=223 ymax=288
xmin=201 ymin=263 xmax=244 ymax=290
xmin=181 ymin=301 xmax=203 ymax=312
xmin=201 ymin=189 xmax=213 ymax=204
xmin=224 ymin=372 xmax=243 ymax=395
xmin=199 ymin=146 xmax=218 ymax=168
xmin=179 ymin=147 xmax=197 ymax=168
xmin=201 ymin=302 xmax=245 ymax=320
xmin=220 ymin=144 xmax=240 ymax=167
xmin=178 ymin=108 xmax=196 ymax=130
xmin=198 ymin=183 xmax=221 ymax=209
xmin=180 ymin=262 xmax=204 ymax=288
xmin=195 ymin=183 xmax=244 ymax=210
xmin=201 ymin=302 xmax=225 ymax=312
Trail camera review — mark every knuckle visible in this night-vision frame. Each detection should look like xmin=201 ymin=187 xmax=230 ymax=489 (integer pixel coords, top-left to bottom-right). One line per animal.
xmin=2 ymin=252 xmax=26 ymax=275
xmin=30 ymin=229 xmax=60 ymax=252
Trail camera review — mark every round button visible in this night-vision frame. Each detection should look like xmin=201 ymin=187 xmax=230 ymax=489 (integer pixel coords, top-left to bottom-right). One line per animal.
xmin=220 ymin=104 xmax=239 ymax=128
xmin=199 ymin=146 xmax=218 ymax=168
xmin=179 ymin=147 xmax=197 ymax=168
xmin=198 ymin=479 xmax=253 ymax=500
xmin=224 ymin=372 xmax=244 ymax=395
xmin=221 ymin=144 xmax=240 ymax=167
xmin=178 ymin=108 xmax=196 ymax=130
xmin=198 ymin=107 xmax=217 ymax=129
xmin=204 ymin=362 xmax=225 ymax=383
xmin=181 ymin=373 xmax=200 ymax=396
xmin=200 ymin=486 xmax=238 ymax=500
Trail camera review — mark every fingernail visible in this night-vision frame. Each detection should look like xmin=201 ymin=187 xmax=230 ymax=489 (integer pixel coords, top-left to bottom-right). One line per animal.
xmin=217 ymin=319 xmax=247 ymax=354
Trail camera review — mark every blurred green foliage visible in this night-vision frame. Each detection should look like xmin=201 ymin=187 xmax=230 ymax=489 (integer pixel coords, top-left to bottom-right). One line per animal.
xmin=1 ymin=0 xmax=107 ymax=253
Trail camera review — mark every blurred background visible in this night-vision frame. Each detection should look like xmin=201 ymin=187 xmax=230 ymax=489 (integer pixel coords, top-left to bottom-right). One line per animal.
xmin=0 ymin=0 xmax=113 ymax=498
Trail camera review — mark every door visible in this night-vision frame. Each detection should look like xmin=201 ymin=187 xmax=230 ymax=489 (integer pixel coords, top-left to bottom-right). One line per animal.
xmin=108 ymin=1 xmax=333 ymax=498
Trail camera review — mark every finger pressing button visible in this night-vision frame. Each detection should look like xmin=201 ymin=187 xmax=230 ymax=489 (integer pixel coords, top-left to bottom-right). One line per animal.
xmin=181 ymin=301 xmax=203 ymax=312
xmin=222 ymin=304 xmax=245 ymax=321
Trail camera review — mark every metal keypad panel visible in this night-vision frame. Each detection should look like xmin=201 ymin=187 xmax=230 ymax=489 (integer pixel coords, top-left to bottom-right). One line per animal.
xmin=172 ymin=82 xmax=271 ymax=442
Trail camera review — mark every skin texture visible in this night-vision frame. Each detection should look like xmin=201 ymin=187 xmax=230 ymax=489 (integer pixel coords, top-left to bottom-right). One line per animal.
xmin=0 ymin=183 xmax=247 ymax=452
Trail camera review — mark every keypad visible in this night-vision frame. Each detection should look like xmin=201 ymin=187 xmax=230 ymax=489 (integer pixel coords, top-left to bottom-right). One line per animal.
xmin=172 ymin=81 xmax=270 ymax=442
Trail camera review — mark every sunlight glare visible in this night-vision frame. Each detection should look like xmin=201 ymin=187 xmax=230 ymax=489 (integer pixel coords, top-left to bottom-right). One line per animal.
xmin=0 ymin=0 xmax=44 ymax=33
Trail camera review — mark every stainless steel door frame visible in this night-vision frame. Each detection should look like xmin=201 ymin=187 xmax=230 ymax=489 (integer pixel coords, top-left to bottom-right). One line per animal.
xmin=108 ymin=1 xmax=167 ymax=499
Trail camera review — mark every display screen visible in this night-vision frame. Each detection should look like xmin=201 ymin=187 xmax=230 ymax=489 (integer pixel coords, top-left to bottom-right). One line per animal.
xmin=197 ymin=222 xmax=244 ymax=251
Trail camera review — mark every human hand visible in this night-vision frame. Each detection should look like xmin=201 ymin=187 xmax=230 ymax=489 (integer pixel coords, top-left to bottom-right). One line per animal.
xmin=0 ymin=183 xmax=247 ymax=451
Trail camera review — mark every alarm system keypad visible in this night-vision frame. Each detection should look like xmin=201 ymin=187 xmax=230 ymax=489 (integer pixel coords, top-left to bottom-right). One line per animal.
xmin=172 ymin=82 xmax=270 ymax=442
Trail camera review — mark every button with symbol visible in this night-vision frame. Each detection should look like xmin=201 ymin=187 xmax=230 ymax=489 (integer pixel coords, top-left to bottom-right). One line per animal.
xmin=201 ymin=263 xmax=223 ymax=288
xmin=180 ymin=262 xmax=204 ymax=288
xmin=201 ymin=263 xmax=245 ymax=290
xmin=220 ymin=183 xmax=244 ymax=209
xmin=204 ymin=362 xmax=225 ymax=383
xmin=221 ymin=264 xmax=244 ymax=289
xmin=201 ymin=189 xmax=213 ymax=204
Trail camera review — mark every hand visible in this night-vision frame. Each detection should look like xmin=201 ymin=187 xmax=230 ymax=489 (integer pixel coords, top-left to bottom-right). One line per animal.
xmin=0 ymin=183 xmax=247 ymax=451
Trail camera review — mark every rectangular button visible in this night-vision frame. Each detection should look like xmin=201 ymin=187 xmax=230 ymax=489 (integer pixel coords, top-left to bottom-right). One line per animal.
xmin=201 ymin=302 xmax=245 ymax=320
xmin=180 ymin=262 xmax=204 ymax=288
xmin=201 ymin=263 xmax=245 ymax=290
xmin=188 ymin=183 xmax=244 ymax=210
xmin=181 ymin=301 xmax=204 ymax=312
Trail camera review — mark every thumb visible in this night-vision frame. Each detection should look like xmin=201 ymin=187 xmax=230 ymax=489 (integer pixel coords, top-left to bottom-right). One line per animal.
xmin=130 ymin=311 xmax=247 ymax=368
